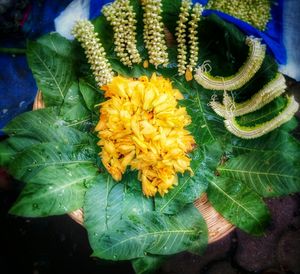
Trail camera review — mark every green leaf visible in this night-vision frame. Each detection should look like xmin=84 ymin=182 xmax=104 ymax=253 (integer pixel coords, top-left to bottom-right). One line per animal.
xmin=79 ymin=78 xmax=103 ymax=112
xmin=10 ymin=164 xmax=98 ymax=217
xmin=84 ymin=174 xmax=119 ymax=243
xmin=155 ymin=142 xmax=223 ymax=214
xmin=155 ymin=149 xmax=205 ymax=214
xmin=122 ymin=172 xmax=154 ymax=216
xmin=93 ymin=15 xmax=114 ymax=54
xmin=8 ymin=142 xmax=97 ymax=181
xmin=60 ymin=81 xmax=91 ymax=129
xmin=236 ymin=96 xmax=288 ymax=127
xmin=84 ymin=172 xmax=154 ymax=251
xmin=162 ymin=0 xmax=181 ymax=34
xmin=218 ymin=152 xmax=300 ymax=197
xmin=132 ymin=255 xmax=168 ymax=274
xmin=27 ymin=33 xmax=77 ymax=106
xmin=3 ymin=136 xmax=40 ymax=152
xmin=3 ymin=108 xmax=91 ymax=144
xmin=0 ymin=141 xmax=15 ymax=166
xmin=173 ymin=79 xmax=227 ymax=146
xmin=92 ymin=204 xmax=207 ymax=260
xmin=230 ymin=130 xmax=300 ymax=163
xmin=207 ymin=177 xmax=270 ymax=235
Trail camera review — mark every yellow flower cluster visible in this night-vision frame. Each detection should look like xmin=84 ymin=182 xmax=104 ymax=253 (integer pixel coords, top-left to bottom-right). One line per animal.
xmin=176 ymin=0 xmax=192 ymax=75
xmin=187 ymin=3 xmax=203 ymax=72
xmin=102 ymin=0 xmax=141 ymax=67
xmin=141 ymin=0 xmax=169 ymax=68
xmin=72 ymin=20 xmax=113 ymax=87
xmin=95 ymin=74 xmax=195 ymax=197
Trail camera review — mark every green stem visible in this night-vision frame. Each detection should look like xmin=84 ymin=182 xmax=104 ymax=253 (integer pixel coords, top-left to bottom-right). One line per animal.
xmin=0 ymin=47 xmax=26 ymax=54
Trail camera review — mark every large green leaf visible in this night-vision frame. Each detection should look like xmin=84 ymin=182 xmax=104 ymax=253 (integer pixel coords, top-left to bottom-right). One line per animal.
xmin=92 ymin=205 xmax=207 ymax=260
xmin=3 ymin=108 xmax=91 ymax=144
xmin=8 ymin=142 xmax=97 ymax=181
xmin=84 ymin=173 xmax=154 ymax=251
xmin=27 ymin=33 xmax=77 ymax=106
xmin=10 ymin=164 xmax=98 ymax=217
xmin=218 ymin=151 xmax=300 ymax=197
xmin=84 ymin=174 xmax=116 ymax=249
xmin=79 ymin=78 xmax=103 ymax=112
xmin=59 ymin=81 xmax=92 ymax=131
xmin=230 ymin=130 xmax=300 ymax=166
xmin=1 ymin=136 xmax=40 ymax=154
xmin=0 ymin=141 xmax=15 ymax=166
xmin=207 ymin=177 xmax=270 ymax=235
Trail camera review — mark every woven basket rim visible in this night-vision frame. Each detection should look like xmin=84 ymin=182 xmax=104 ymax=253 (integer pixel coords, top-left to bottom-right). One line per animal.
xmin=33 ymin=91 xmax=235 ymax=243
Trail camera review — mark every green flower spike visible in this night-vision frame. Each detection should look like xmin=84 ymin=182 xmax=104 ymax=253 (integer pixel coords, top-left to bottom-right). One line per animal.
xmin=72 ymin=19 xmax=113 ymax=87
xmin=176 ymin=0 xmax=192 ymax=75
xmin=102 ymin=0 xmax=141 ymax=67
xmin=141 ymin=0 xmax=169 ymax=67
xmin=187 ymin=3 xmax=203 ymax=72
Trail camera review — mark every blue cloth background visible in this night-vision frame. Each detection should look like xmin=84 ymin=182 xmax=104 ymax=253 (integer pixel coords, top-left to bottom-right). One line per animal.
xmin=0 ymin=0 xmax=289 ymax=135
xmin=0 ymin=0 xmax=74 ymax=135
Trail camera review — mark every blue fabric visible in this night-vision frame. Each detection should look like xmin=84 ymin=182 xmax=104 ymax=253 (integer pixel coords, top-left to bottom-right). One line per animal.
xmin=0 ymin=0 xmax=73 ymax=135
xmin=202 ymin=0 xmax=286 ymax=64
xmin=90 ymin=0 xmax=112 ymax=19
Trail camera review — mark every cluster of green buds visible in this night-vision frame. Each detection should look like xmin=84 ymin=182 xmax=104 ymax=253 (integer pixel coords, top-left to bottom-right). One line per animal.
xmin=176 ymin=0 xmax=192 ymax=75
xmin=72 ymin=20 xmax=113 ymax=87
xmin=175 ymin=1 xmax=203 ymax=76
xmin=102 ymin=0 xmax=141 ymax=67
xmin=207 ymin=0 xmax=271 ymax=31
xmin=141 ymin=0 xmax=169 ymax=67
xmin=187 ymin=3 xmax=203 ymax=72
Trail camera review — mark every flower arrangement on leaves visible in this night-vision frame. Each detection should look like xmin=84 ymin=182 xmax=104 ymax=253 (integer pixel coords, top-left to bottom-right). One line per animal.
xmin=0 ymin=0 xmax=299 ymax=273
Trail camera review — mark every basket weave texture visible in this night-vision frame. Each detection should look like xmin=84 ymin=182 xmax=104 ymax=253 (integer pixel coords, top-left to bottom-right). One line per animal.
xmin=33 ymin=91 xmax=235 ymax=243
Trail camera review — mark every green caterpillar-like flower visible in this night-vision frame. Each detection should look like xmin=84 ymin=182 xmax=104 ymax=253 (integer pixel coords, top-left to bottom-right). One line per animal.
xmin=210 ymin=73 xmax=287 ymax=117
xmin=72 ymin=20 xmax=113 ymax=87
xmin=224 ymin=95 xmax=299 ymax=139
xmin=194 ymin=36 xmax=266 ymax=91
xmin=187 ymin=3 xmax=203 ymax=72
xmin=176 ymin=0 xmax=192 ymax=75
xmin=141 ymin=0 xmax=169 ymax=67
xmin=102 ymin=0 xmax=141 ymax=67
xmin=207 ymin=0 xmax=272 ymax=31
